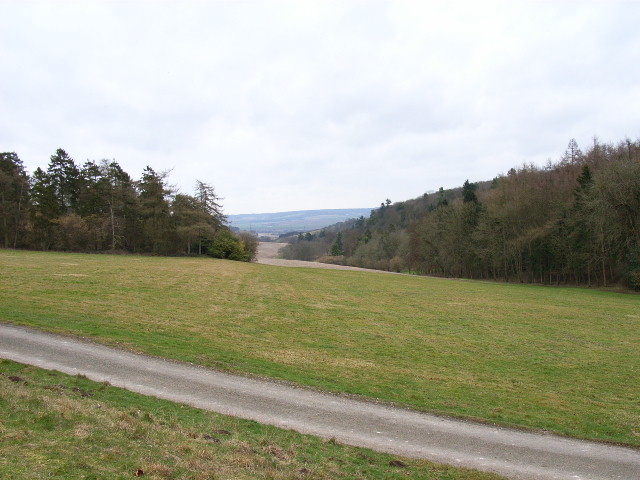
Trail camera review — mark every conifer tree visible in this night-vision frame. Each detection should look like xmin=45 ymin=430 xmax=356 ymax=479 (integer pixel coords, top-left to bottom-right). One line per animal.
xmin=0 ymin=152 xmax=30 ymax=247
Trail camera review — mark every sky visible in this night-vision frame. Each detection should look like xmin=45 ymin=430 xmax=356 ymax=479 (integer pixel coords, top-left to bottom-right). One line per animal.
xmin=1 ymin=1 xmax=639 ymax=214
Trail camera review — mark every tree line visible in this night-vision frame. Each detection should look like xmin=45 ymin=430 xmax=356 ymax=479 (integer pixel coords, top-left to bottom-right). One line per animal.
xmin=281 ymin=138 xmax=640 ymax=289
xmin=0 ymin=148 xmax=257 ymax=260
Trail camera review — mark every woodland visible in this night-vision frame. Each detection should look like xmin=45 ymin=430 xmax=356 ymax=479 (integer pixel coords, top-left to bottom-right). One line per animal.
xmin=0 ymin=149 xmax=257 ymax=260
xmin=281 ymin=138 xmax=640 ymax=289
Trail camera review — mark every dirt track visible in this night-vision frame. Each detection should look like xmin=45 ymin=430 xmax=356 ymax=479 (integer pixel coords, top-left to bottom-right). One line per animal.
xmin=255 ymin=242 xmax=398 ymax=273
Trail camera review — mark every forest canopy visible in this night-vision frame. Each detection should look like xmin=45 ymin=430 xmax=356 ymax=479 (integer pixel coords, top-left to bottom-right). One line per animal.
xmin=281 ymin=138 xmax=640 ymax=289
xmin=0 ymin=149 xmax=257 ymax=261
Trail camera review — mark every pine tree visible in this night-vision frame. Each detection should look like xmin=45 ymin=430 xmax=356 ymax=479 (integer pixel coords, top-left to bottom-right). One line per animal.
xmin=137 ymin=167 xmax=173 ymax=254
xmin=331 ymin=232 xmax=344 ymax=256
xmin=29 ymin=167 xmax=58 ymax=249
xmin=0 ymin=152 xmax=30 ymax=247
xmin=462 ymin=180 xmax=478 ymax=204
xmin=47 ymin=148 xmax=80 ymax=214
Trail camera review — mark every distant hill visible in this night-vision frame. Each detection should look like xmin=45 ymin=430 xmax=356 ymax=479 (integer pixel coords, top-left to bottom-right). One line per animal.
xmin=227 ymin=208 xmax=374 ymax=234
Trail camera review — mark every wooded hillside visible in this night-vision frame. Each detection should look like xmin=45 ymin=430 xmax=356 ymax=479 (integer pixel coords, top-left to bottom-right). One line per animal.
xmin=0 ymin=149 xmax=257 ymax=260
xmin=281 ymin=138 xmax=640 ymax=289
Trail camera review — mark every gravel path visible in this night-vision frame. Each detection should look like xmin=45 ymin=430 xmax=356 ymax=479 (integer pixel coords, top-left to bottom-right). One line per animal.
xmin=1 ymin=323 xmax=639 ymax=480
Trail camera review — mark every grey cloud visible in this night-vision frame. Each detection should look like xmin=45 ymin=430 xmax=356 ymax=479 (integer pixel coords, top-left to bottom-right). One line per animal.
xmin=1 ymin=1 xmax=639 ymax=214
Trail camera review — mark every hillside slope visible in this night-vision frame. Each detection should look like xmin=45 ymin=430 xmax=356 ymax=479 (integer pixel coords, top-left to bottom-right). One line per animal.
xmin=281 ymin=138 xmax=640 ymax=288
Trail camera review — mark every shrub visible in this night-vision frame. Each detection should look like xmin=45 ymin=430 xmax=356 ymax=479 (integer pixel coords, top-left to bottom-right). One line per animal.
xmin=207 ymin=229 xmax=251 ymax=261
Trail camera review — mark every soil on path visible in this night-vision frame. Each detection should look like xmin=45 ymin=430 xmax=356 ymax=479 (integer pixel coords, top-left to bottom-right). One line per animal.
xmin=1 ymin=323 xmax=639 ymax=480
xmin=255 ymin=242 xmax=398 ymax=273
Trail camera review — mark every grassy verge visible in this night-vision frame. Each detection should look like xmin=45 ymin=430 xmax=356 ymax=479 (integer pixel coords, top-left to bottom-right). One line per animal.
xmin=1 ymin=250 xmax=639 ymax=446
xmin=0 ymin=360 xmax=504 ymax=479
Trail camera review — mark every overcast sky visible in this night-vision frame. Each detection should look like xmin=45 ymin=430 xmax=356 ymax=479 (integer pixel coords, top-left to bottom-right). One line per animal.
xmin=1 ymin=1 xmax=639 ymax=214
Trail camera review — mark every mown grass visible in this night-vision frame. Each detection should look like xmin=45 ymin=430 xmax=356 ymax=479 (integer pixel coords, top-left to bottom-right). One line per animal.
xmin=0 ymin=360 xmax=504 ymax=479
xmin=1 ymin=249 xmax=639 ymax=446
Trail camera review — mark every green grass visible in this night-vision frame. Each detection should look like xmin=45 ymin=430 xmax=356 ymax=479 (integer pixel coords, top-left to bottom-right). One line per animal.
xmin=0 ymin=360 xmax=504 ymax=479
xmin=1 ymin=249 xmax=639 ymax=446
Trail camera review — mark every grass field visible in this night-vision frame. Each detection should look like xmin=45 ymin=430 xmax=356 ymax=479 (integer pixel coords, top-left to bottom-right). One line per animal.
xmin=1 ymin=249 xmax=639 ymax=446
xmin=0 ymin=360 xmax=504 ymax=479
